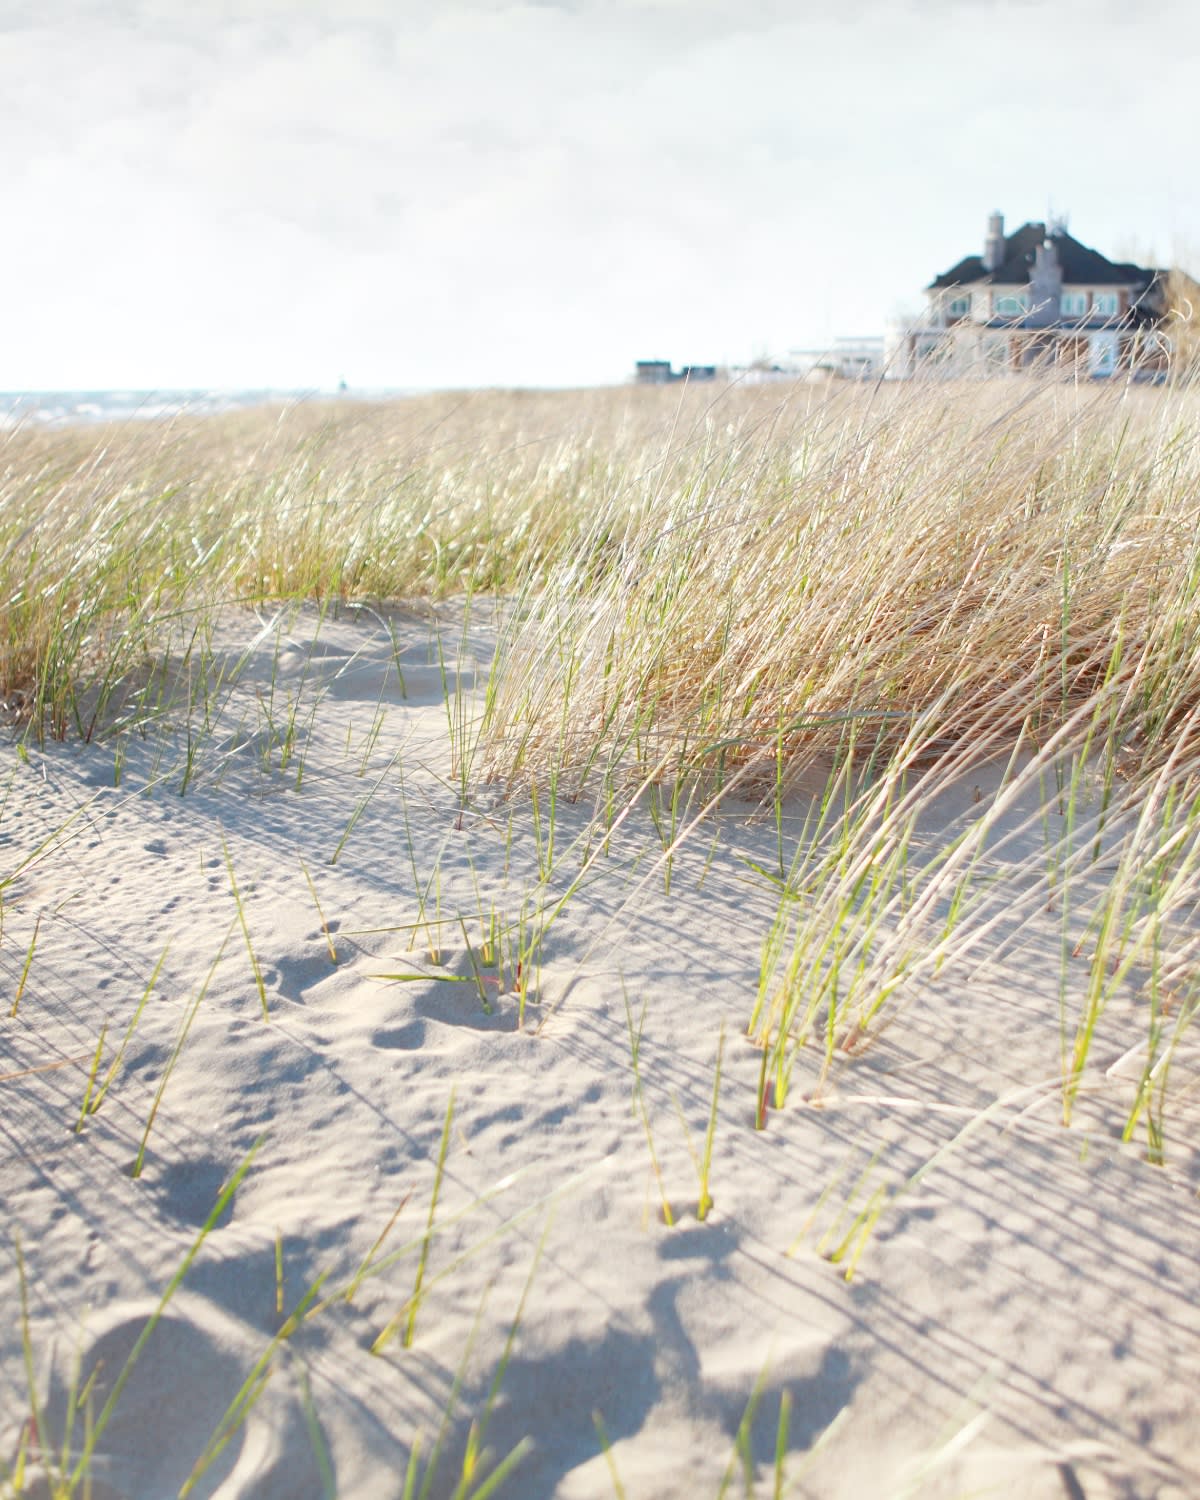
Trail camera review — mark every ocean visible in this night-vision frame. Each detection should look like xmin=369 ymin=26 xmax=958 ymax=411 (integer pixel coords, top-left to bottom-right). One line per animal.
xmin=0 ymin=387 xmax=413 ymax=429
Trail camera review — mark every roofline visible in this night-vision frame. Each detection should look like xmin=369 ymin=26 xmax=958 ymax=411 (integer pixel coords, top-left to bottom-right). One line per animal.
xmin=927 ymin=278 xmax=1155 ymax=293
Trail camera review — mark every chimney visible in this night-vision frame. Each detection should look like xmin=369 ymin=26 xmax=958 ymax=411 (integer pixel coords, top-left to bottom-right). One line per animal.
xmin=983 ymin=211 xmax=1005 ymax=273
xmin=1028 ymin=236 xmax=1063 ymax=327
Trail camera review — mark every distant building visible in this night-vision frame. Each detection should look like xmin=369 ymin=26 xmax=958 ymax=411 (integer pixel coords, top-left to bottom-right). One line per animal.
xmin=887 ymin=212 xmax=1185 ymax=378
xmin=634 ymin=360 xmax=719 ymax=385
xmin=825 ymin=337 xmax=884 ymax=380
xmin=779 ymin=337 xmax=885 ymax=382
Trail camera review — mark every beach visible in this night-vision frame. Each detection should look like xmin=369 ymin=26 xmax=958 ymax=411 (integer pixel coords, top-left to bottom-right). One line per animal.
xmin=3 ymin=384 xmax=1200 ymax=1498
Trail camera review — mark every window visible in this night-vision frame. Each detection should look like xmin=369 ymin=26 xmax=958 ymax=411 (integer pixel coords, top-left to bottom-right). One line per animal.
xmin=1061 ymin=292 xmax=1088 ymax=318
xmin=1091 ymin=336 xmax=1117 ymax=374
xmin=994 ymin=293 xmax=1028 ymax=317
xmin=916 ymin=336 xmax=952 ymax=366
xmin=947 ymin=296 xmax=970 ymax=318
xmin=1093 ymin=292 xmax=1120 ymax=318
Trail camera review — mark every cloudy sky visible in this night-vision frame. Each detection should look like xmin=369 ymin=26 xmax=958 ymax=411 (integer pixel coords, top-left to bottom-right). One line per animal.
xmin=3 ymin=0 xmax=1197 ymax=392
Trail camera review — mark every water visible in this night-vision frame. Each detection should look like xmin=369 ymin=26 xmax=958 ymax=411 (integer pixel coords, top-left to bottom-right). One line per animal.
xmin=0 ymin=387 xmax=414 ymax=429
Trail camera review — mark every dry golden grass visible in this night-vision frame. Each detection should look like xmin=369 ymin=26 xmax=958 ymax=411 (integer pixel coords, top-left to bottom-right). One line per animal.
xmin=474 ymin=375 xmax=1200 ymax=795
xmin=4 ymin=374 xmax=1200 ymax=798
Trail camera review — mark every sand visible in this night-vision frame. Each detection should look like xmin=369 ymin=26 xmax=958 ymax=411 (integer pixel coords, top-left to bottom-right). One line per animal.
xmin=3 ymin=601 xmax=1199 ymax=1499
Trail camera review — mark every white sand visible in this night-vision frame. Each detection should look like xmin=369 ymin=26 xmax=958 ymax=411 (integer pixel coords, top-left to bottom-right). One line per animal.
xmin=3 ymin=603 xmax=1199 ymax=1499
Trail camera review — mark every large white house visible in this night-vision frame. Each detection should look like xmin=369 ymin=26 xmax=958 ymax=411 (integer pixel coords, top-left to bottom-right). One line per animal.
xmin=886 ymin=213 xmax=1177 ymax=379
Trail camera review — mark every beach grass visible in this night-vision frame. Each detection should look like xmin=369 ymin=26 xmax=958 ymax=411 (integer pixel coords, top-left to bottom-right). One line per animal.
xmin=6 ymin=373 xmax=1200 ymax=1151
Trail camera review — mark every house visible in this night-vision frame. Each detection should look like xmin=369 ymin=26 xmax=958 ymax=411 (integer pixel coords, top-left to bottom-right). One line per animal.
xmin=886 ymin=212 xmax=1181 ymax=379
xmin=634 ymin=360 xmax=719 ymax=385
xmin=780 ymin=336 xmax=886 ymax=382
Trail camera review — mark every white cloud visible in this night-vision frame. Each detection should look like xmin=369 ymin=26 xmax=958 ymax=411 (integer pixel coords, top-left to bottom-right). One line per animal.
xmin=2 ymin=0 xmax=1198 ymax=387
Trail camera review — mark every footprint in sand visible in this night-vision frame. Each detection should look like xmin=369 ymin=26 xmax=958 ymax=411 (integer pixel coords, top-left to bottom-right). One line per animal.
xmin=371 ymin=1019 xmax=427 ymax=1050
xmin=152 ymin=1156 xmax=237 ymax=1229
xmin=40 ymin=1296 xmax=324 ymax=1498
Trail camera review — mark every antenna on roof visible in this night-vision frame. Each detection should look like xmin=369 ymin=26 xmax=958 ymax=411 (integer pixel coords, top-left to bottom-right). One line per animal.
xmin=1049 ymin=208 xmax=1069 ymax=237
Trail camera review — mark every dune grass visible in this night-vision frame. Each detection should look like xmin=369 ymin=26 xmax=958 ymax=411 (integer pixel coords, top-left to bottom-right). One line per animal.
xmin=6 ymin=377 xmax=1200 ymax=788
xmin=476 ymin=376 xmax=1200 ymax=799
xmin=0 ymin=389 xmax=654 ymax=744
xmin=6 ymin=377 xmax=1200 ymax=1147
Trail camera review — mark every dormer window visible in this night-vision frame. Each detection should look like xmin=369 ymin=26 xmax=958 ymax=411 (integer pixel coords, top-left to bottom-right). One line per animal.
xmin=1061 ymin=292 xmax=1088 ymax=318
xmin=1093 ymin=292 xmax=1120 ymax=317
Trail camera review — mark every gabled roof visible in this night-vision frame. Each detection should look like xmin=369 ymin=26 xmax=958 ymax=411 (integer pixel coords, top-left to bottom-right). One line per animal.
xmin=928 ymin=223 xmax=1156 ymax=291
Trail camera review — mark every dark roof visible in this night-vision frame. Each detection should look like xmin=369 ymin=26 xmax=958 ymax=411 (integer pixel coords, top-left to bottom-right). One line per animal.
xmin=928 ymin=223 xmax=1156 ymax=291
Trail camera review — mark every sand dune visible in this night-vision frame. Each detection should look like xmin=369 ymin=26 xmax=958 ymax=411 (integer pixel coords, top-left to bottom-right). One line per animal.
xmin=3 ymin=602 xmax=1199 ymax=1499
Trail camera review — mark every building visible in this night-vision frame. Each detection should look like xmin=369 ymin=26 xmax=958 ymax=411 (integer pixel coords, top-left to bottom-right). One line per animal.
xmin=780 ymin=337 xmax=885 ymax=382
xmin=634 ymin=360 xmax=719 ymax=385
xmin=886 ymin=212 xmax=1180 ymax=379
xmin=719 ymin=338 xmax=888 ymax=385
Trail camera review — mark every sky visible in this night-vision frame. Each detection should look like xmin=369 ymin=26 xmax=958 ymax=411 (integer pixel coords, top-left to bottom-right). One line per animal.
xmin=2 ymin=0 xmax=1198 ymax=392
